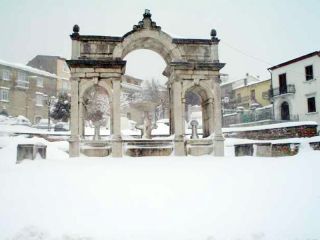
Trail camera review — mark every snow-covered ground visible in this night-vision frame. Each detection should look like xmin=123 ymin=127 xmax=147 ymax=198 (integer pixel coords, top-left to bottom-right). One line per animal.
xmin=0 ymin=134 xmax=320 ymax=240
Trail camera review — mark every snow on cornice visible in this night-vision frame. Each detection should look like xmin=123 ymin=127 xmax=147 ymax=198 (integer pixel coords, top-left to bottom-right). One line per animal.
xmin=0 ymin=59 xmax=59 ymax=79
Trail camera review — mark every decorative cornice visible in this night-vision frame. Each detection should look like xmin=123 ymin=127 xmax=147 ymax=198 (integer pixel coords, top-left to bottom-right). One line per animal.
xmin=172 ymin=38 xmax=217 ymax=45
xmin=170 ymin=61 xmax=225 ymax=71
xmin=66 ymin=59 xmax=126 ymax=68
xmin=76 ymin=35 xmax=123 ymax=42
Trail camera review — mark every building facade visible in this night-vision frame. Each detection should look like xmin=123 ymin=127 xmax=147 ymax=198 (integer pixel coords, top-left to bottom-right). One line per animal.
xmin=221 ymin=74 xmax=271 ymax=110
xmin=233 ymin=78 xmax=271 ymax=109
xmin=0 ymin=59 xmax=58 ymax=123
xmin=269 ymin=51 xmax=320 ymax=126
xmin=27 ymin=55 xmax=71 ymax=94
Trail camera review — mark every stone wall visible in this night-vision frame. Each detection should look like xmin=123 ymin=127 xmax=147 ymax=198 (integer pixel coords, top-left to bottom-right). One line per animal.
xmin=225 ymin=124 xmax=317 ymax=140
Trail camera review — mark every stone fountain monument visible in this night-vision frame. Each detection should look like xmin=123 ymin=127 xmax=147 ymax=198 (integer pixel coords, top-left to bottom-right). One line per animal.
xmin=67 ymin=10 xmax=225 ymax=157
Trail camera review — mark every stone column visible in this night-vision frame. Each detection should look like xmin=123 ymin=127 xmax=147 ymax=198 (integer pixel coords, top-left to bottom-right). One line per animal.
xmin=172 ymin=80 xmax=185 ymax=156
xmin=69 ymin=78 xmax=80 ymax=157
xmin=79 ymin=96 xmax=84 ymax=138
xmin=213 ymin=75 xmax=225 ymax=156
xmin=71 ymin=40 xmax=80 ymax=60
xmin=111 ymin=79 xmax=122 ymax=157
xmin=206 ymin=98 xmax=215 ymax=136
xmin=168 ymin=85 xmax=174 ymax=135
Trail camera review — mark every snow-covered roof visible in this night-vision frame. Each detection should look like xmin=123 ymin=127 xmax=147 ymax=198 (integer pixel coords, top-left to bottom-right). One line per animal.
xmin=269 ymin=51 xmax=320 ymax=70
xmin=0 ymin=59 xmax=59 ymax=79
xmin=220 ymin=78 xmax=238 ymax=86
xmin=232 ymin=78 xmax=270 ymax=90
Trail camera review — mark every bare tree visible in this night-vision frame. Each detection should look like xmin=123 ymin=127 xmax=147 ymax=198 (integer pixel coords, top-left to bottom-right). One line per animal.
xmin=84 ymin=86 xmax=109 ymax=140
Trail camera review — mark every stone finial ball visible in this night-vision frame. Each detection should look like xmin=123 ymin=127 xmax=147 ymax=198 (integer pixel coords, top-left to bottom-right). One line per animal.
xmin=190 ymin=120 xmax=199 ymax=126
xmin=73 ymin=24 xmax=80 ymax=33
xmin=210 ymin=29 xmax=217 ymax=37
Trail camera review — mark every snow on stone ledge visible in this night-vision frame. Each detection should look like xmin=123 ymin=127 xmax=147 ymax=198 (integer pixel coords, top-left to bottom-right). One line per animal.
xmin=223 ymin=121 xmax=318 ymax=132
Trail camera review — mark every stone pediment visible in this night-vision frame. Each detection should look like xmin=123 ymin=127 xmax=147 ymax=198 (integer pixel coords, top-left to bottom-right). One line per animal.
xmin=123 ymin=9 xmax=161 ymax=38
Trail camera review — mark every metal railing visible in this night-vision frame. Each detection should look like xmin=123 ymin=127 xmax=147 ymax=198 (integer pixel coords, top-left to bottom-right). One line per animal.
xmin=272 ymin=84 xmax=296 ymax=96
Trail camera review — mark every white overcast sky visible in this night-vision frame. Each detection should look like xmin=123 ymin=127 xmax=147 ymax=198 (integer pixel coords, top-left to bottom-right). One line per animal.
xmin=0 ymin=0 xmax=319 ymax=83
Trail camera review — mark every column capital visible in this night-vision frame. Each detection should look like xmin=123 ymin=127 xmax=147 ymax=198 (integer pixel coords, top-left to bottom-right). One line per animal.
xmin=70 ymin=76 xmax=80 ymax=82
xmin=213 ymin=75 xmax=222 ymax=83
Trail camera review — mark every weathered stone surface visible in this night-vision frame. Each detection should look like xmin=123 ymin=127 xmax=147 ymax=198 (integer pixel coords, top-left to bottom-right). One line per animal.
xmin=17 ymin=143 xmax=47 ymax=163
xmin=85 ymin=73 xmax=100 ymax=77
xmin=100 ymin=73 xmax=121 ymax=78
xmin=81 ymin=146 xmax=111 ymax=157
xmin=186 ymin=139 xmax=213 ymax=156
xmin=95 ymin=68 xmax=123 ymax=73
xmin=234 ymin=144 xmax=254 ymax=156
xmin=76 ymin=68 xmax=95 ymax=73
xmin=72 ymin=72 xmax=86 ymax=78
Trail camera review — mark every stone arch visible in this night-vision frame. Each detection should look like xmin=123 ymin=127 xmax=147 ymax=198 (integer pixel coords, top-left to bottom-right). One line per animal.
xmin=79 ymin=81 xmax=112 ymax=138
xmin=183 ymin=84 xmax=215 ymax=138
xmin=79 ymin=79 xmax=112 ymax=101
xmin=113 ymin=29 xmax=183 ymax=64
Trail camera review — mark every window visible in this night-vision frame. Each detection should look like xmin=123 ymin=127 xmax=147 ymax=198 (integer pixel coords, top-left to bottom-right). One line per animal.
xmin=237 ymin=93 xmax=241 ymax=103
xmin=305 ymin=65 xmax=313 ymax=81
xmin=16 ymin=72 xmax=29 ymax=89
xmin=0 ymin=88 xmax=9 ymax=102
xmin=279 ymin=73 xmax=287 ymax=94
xmin=250 ymin=89 xmax=255 ymax=100
xmin=2 ymin=69 xmax=11 ymax=81
xmin=37 ymin=77 xmax=44 ymax=88
xmin=307 ymin=97 xmax=316 ymax=113
xmin=36 ymin=93 xmax=43 ymax=106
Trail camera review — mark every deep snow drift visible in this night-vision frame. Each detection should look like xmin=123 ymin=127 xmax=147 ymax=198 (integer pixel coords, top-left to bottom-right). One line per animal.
xmin=0 ymin=135 xmax=320 ymax=240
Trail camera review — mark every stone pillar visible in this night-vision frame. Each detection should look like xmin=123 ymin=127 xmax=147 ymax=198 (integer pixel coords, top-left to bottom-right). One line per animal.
xmin=79 ymin=96 xmax=84 ymax=138
xmin=71 ymin=40 xmax=80 ymax=60
xmin=213 ymin=75 xmax=225 ymax=156
xmin=111 ymin=79 xmax=122 ymax=157
xmin=172 ymin=80 xmax=185 ymax=156
xmin=207 ymin=98 xmax=215 ymax=136
xmin=69 ymin=78 xmax=80 ymax=157
xmin=168 ymin=85 xmax=174 ymax=135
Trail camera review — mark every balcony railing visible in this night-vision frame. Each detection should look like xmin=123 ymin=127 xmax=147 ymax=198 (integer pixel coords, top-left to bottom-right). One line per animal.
xmin=272 ymin=84 xmax=296 ymax=96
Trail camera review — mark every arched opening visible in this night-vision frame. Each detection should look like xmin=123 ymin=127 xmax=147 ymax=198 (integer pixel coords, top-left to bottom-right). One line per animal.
xmin=82 ymin=85 xmax=110 ymax=139
xmin=184 ymin=86 xmax=212 ymax=138
xmin=121 ymin=49 xmax=169 ymax=138
xmin=280 ymin=101 xmax=290 ymax=120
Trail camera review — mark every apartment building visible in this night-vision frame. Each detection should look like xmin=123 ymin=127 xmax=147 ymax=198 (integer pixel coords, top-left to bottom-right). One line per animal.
xmin=27 ymin=55 xmax=71 ymax=94
xmin=269 ymin=51 xmax=320 ymax=126
xmin=0 ymin=59 xmax=58 ymax=123
xmin=221 ymin=74 xmax=271 ymax=109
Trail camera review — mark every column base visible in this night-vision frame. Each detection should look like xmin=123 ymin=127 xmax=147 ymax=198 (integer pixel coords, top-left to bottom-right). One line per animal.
xmin=112 ymin=135 xmax=122 ymax=157
xmin=213 ymin=134 xmax=225 ymax=156
xmin=69 ymin=136 xmax=80 ymax=157
xmin=174 ymin=136 xmax=186 ymax=156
